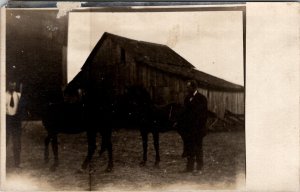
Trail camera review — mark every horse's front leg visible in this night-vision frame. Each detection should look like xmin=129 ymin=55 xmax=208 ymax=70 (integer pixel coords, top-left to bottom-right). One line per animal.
xmin=50 ymin=134 xmax=59 ymax=171
xmin=44 ymin=133 xmax=51 ymax=164
xmin=177 ymin=128 xmax=188 ymax=158
xmin=152 ymin=130 xmax=160 ymax=167
xmin=140 ymin=130 xmax=148 ymax=166
xmin=82 ymin=130 xmax=97 ymax=170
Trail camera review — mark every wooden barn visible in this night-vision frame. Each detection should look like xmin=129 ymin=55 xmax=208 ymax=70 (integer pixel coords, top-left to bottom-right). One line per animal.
xmin=69 ymin=32 xmax=244 ymax=119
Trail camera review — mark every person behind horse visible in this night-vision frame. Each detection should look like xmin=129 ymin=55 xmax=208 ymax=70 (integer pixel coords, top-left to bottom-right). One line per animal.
xmin=6 ymin=80 xmax=23 ymax=168
xmin=178 ymin=80 xmax=208 ymax=172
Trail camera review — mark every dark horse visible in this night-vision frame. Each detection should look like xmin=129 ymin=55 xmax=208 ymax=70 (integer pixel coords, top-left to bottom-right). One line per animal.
xmin=42 ymin=76 xmax=183 ymax=170
xmin=42 ymin=73 xmax=115 ymax=172
xmin=42 ymin=97 xmax=85 ymax=171
xmin=117 ymin=85 xmax=184 ymax=167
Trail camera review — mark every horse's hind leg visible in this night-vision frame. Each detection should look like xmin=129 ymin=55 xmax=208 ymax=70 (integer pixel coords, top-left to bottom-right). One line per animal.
xmin=106 ymin=143 xmax=113 ymax=172
xmin=50 ymin=134 xmax=59 ymax=171
xmin=98 ymin=139 xmax=106 ymax=157
xmin=140 ymin=130 xmax=148 ymax=166
xmin=179 ymin=133 xmax=188 ymax=158
xmin=102 ymin=130 xmax=113 ymax=172
xmin=153 ymin=131 xmax=160 ymax=167
xmin=44 ymin=134 xmax=51 ymax=164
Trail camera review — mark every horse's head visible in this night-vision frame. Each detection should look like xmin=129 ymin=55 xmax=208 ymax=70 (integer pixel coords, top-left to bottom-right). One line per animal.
xmin=149 ymin=103 xmax=184 ymax=132
xmin=116 ymin=85 xmax=153 ymax=126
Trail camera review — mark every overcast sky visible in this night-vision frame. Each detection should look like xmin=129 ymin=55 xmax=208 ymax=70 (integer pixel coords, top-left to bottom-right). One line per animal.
xmin=68 ymin=11 xmax=244 ymax=85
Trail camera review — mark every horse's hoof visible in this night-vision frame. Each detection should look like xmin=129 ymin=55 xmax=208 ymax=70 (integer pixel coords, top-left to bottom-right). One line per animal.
xmin=44 ymin=159 xmax=49 ymax=164
xmin=105 ymin=167 xmax=113 ymax=173
xmin=81 ymin=160 xmax=89 ymax=170
xmin=98 ymin=150 xmax=105 ymax=157
xmin=49 ymin=165 xmax=57 ymax=172
xmin=76 ymin=168 xmax=85 ymax=174
xmin=89 ymin=168 xmax=96 ymax=174
xmin=81 ymin=163 xmax=88 ymax=170
xmin=139 ymin=161 xmax=146 ymax=167
xmin=154 ymin=161 xmax=160 ymax=168
xmin=54 ymin=161 xmax=59 ymax=167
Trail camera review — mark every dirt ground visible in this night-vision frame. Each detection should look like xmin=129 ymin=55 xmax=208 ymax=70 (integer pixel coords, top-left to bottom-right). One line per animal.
xmin=4 ymin=121 xmax=245 ymax=191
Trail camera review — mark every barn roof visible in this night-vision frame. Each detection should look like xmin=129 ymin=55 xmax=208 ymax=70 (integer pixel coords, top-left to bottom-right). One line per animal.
xmin=82 ymin=32 xmax=194 ymax=70
xmin=141 ymin=60 xmax=244 ymax=91
xmin=80 ymin=32 xmax=244 ymax=92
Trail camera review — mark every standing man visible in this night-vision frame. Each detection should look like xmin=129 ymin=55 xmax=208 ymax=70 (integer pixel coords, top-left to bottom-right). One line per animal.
xmin=6 ymin=80 xmax=22 ymax=168
xmin=179 ymin=80 xmax=208 ymax=172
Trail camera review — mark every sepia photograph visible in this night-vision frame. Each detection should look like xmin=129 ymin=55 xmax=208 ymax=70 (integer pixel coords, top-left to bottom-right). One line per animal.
xmin=0 ymin=2 xmax=299 ymax=192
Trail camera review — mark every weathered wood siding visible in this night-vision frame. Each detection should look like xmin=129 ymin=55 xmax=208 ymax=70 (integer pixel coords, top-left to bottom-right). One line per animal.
xmin=89 ymin=38 xmax=244 ymax=119
xmin=207 ymin=90 xmax=244 ymax=118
